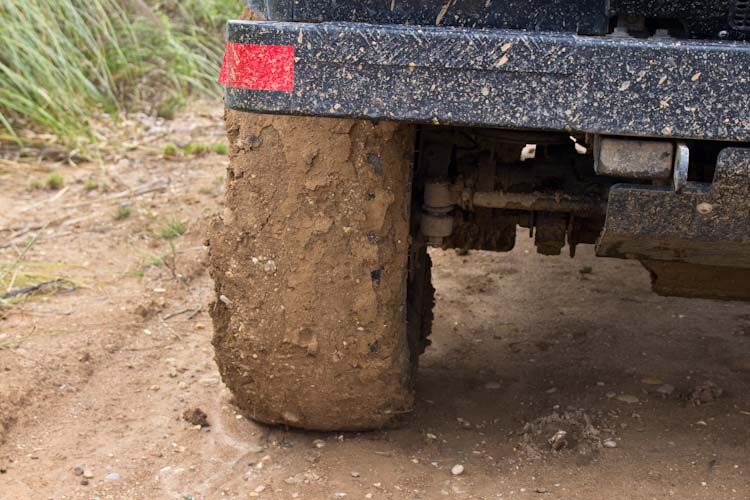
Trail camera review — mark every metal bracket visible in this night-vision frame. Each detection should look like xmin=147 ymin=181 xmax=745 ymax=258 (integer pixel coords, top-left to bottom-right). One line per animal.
xmin=673 ymin=142 xmax=690 ymax=193
xmin=597 ymin=147 xmax=750 ymax=268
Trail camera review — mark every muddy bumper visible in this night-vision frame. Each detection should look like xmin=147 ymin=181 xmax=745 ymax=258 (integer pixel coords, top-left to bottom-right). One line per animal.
xmin=222 ymin=20 xmax=750 ymax=141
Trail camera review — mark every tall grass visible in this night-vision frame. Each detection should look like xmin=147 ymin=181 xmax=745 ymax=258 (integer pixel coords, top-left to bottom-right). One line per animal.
xmin=0 ymin=0 xmax=235 ymax=147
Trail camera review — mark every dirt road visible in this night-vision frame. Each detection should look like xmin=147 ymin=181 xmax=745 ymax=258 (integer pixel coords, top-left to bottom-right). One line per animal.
xmin=1 ymin=104 xmax=749 ymax=499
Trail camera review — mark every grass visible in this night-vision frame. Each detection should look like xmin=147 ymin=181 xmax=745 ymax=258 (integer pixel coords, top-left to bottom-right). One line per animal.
xmin=0 ymin=0 xmax=237 ymax=148
xmin=163 ymin=142 xmax=227 ymax=158
xmin=84 ymin=179 xmax=99 ymax=191
xmin=0 ymin=260 xmax=83 ymax=306
xmin=162 ymin=143 xmax=180 ymax=158
xmin=159 ymin=219 xmax=186 ymax=240
xmin=114 ymin=204 xmax=133 ymax=220
xmin=46 ymin=172 xmax=64 ymax=190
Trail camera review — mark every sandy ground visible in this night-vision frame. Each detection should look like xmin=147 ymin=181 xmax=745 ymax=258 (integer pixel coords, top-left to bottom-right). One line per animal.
xmin=1 ymin=104 xmax=750 ymax=500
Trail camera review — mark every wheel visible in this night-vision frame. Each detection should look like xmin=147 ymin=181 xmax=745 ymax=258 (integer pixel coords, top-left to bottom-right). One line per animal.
xmin=208 ymin=110 xmax=433 ymax=430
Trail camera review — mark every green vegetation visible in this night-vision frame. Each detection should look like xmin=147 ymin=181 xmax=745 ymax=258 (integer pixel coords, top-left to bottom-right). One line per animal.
xmin=164 ymin=142 xmax=228 ymax=157
xmin=148 ymin=254 xmax=165 ymax=267
xmin=0 ymin=260 xmax=82 ymax=306
xmin=182 ymin=143 xmax=211 ymax=155
xmin=114 ymin=204 xmax=133 ymax=220
xmin=162 ymin=142 xmax=180 ymax=157
xmin=160 ymin=218 xmax=187 ymax=240
xmin=45 ymin=172 xmax=65 ymax=190
xmin=0 ymin=0 xmax=237 ymax=147
xmin=84 ymin=179 xmax=99 ymax=191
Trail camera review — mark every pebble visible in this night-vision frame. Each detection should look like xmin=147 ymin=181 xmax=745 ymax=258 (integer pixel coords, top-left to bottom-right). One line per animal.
xmin=656 ymin=384 xmax=675 ymax=396
xmin=199 ymin=377 xmax=220 ymax=386
xmin=351 ymin=472 xmax=360 ymax=478
xmin=603 ymin=439 xmax=618 ymax=448
xmin=692 ymin=381 xmax=723 ymax=405
xmin=263 ymin=260 xmax=277 ymax=273
xmin=457 ymin=417 xmax=472 ymax=429
xmin=83 ymin=470 xmax=94 ymax=479
xmin=484 ymin=382 xmax=502 ymax=390
xmin=73 ymin=466 xmax=84 ymax=476
xmin=313 ymin=439 xmax=326 ymax=449
xmin=548 ymin=430 xmax=568 ymax=451
xmin=616 ymin=394 xmax=640 ymax=404
xmin=80 ymin=479 xmax=89 ymax=486
xmin=105 ymin=472 xmax=121 ymax=481
xmin=451 ymin=464 xmax=465 ymax=476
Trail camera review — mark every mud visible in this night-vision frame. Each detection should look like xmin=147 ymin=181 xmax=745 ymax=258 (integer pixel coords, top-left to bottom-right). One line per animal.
xmin=209 ymin=111 xmax=417 ymax=430
xmin=2 ymin=102 xmax=750 ymax=499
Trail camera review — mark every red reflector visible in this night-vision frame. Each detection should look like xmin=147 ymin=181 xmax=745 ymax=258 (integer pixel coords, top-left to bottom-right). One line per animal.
xmin=219 ymin=42 xmax=294 ymax=92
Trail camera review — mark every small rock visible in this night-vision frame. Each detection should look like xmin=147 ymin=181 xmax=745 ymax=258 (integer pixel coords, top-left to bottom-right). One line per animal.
xmin=616 ymin=394 xmax=640 ymax=404
xmin=691 ymin=381 xmax=723 ymax=405
xmin=484 ymin=382 xmax=502 ymax=390
xmin=548 ymin=430 xmax=568 ymax=451
xmin=105 ymin=472 xmax=121 ymax=481
xmin=451 ymin=464 xmax=465 ymax=476
xmin=80 ymin=479 xmax=89 ymax=486
xmin=313 ymin=439 xmax=326 ymax=449
xmin=606 ymin=392 xmax=616 ymax=398
xmin=656 ymin=384 xmax=675 ymax=396
xmin=182 ymin=408 xmax=209 ymax=428
xmin=254 ymin=485 xmax=266 ymax=493
xmin=83 ymin=470 xmax=94 ymax=479
xmin=334 ymin=493 xmax=347 ymax=498
xmin=456 ymin=417 xmax=472 ymax=429
xmin=351 ymin=472 xmax=360 ymax=478
xmin=603 ymin=438 xmax=618 ymax=448
xmin=199 ymin=377 xmax=220 ymax=387
xmin=263 ymin=260 xmax=277 ymax=273
xmin=73 ymin=466 xmax=84 ymax=476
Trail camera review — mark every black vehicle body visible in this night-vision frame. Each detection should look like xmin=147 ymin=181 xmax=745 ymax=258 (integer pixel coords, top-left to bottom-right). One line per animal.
xmin=221 ymin=0 xmax=750 ymax=300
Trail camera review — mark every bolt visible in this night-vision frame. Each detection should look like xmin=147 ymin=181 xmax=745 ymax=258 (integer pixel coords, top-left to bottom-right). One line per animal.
xmin=696 ymin=202 xmax=713 ymax=215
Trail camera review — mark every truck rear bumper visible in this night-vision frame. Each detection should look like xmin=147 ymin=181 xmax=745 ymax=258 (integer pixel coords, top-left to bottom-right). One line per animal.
xmin=223 ymin=20 xmax=750 ymax=141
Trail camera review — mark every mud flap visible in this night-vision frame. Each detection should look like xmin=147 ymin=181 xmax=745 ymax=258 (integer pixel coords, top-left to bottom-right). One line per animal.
xmin=597 ymin=148 xmax=750 ymax=300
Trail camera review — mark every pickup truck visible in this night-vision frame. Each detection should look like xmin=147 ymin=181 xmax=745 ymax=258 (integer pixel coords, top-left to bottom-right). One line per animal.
xmin=209 ymin=0 xmax=750 ymax=430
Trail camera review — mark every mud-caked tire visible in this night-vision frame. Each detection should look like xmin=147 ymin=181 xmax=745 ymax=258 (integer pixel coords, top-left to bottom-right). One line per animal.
xmin=209 ymin=110 xmax=432 ymax=430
